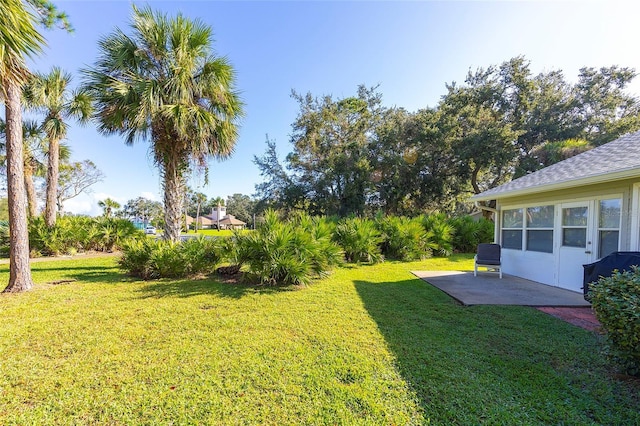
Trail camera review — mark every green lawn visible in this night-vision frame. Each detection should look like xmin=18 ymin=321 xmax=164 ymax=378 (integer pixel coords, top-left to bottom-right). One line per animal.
xmin=0 ymin=255 xmax=638 ymax=424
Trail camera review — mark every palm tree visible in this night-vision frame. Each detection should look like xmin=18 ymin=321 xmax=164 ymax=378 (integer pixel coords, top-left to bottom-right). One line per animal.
xmin=193 ymin=192 xmax=207 ymax=232
xmin=19 ymin=120 xmax=47 ymax=217
xmin=83 ymin=6 xmax=243 ymax=242
xmin=0 ymin=119 xmax=44 ymax=217
xmin=98 ymin=197 xmax=120 ymax=218
xmin=23 ymin=67 xmax=92 ymax=227
xmin=0 ymin=0 xmax=45 ymax=292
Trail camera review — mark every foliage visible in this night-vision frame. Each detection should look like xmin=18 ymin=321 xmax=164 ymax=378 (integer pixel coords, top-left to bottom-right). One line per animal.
xmin=56 ymin=159 xmax=104 ymax=212
xmin=0 ymin=255 xmax=639 ymax=424
xmin=448 ymin=215 xmax=494 ymax=253
xmin=333 ymin=217 xmax=384 ymax=264
xmin=83 ymin=5 xmax=243 ymax=242
xmin=376 ymin=215 xmax=433 ymax=261
xmin=589 ymin=267 xmax=640 ymax=375
xmin=225 ymin=193 xmax=256 ymax=226
xmin=421 ymin=213 xmax=455 ymax=256
xmin=254 ymin=57 xmax=640 ymax=217
xmin=98 ymin=197 xmax=120 ymax=218
xmin=26 ymin=216 xmax=140 ymax=256
xmin=234 ymin=210 xmax=343 ymax=285
xmin=23 ymin=66 xmax=93 ymax=227
xmin=118 ymin=236 xmax=224 ymax=280
xmin=119 ymin=196 xmax=163 ymax=227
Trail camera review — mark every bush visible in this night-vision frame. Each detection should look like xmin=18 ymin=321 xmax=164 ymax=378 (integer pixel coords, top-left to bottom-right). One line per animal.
xmin=376 ymin=216 xmax=432 ymax=261
xmin=234 ymin=210 xmax=343 ymax=286
xmin=333 ymin=217 xmax=383 ymax=264
xmin=448 ymin=215 xmax=494 ymax=253
xmin=421 ymin=213 xmax=454 ymax=257
xmin=589 ymin=267 xmax=640 ymax=375
xmin=119 ymin=236 xmax=224 ymax=280
xmin=28 ymin=216 xmax=141 ymax=256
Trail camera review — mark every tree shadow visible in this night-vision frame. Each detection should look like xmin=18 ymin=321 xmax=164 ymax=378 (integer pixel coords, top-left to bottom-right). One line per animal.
xmin=133 ymin=275 xmax=296 ymax=300
xmin=353 ymin=277 xmax=635 ymax=424
xmin=30 ymin=265 xmax=127 ymax=284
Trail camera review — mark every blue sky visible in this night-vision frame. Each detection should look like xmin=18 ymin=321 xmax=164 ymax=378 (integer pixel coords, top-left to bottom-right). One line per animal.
xmin=26 ymin=0 xmax=640 ymax=215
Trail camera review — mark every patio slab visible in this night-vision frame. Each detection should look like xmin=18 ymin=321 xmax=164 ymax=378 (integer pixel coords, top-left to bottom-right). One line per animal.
xmin=412 ymin=271 xmax=591 ymax=307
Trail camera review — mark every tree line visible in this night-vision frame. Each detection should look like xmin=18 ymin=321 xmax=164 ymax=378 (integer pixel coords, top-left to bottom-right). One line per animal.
xmin=255 ymin=57 xmax=640 ymax=216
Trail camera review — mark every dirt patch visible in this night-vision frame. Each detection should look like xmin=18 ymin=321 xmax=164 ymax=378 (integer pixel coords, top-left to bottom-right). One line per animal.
xmin=536 ymin=306 xmax=601 ymax=332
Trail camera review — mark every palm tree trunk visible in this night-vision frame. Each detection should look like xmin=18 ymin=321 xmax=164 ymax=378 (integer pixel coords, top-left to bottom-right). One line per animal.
xmin=163 ymin=156 xmax=184 ymax=242
xmin=44 ymin=135 xmax=59 ymax=227
xmin=24 ymin=160 xmax=37 ymax=218
xmin=4 ymin=81 xmax=34 ymax=292
xmin=195 ymin=203 xmax=201 ymax=233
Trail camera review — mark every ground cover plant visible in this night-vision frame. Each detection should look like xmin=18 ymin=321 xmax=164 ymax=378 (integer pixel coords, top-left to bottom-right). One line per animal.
xmin=0 ymin=255 xmax=638 ymax=424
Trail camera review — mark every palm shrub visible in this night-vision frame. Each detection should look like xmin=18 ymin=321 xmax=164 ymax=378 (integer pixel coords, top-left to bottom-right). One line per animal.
xmin=234 ymin=210 xmax=342 ymax=286
xmin=449 ymin=215 xmax=494 ymax=253
xmin=119 ymin=236 xmax=224 ymax=280
xmin=420 ymin=213 xmax=454 ymax=257
xmin=28 ymin=216 xmax=142 ymax=256
xmin=376 ymin=216 xmax=432 ymax=261
xmin=333 ymin=217 xmax=383 ymax=264
xmin=589 ymin=268 xmax=640 ymax=376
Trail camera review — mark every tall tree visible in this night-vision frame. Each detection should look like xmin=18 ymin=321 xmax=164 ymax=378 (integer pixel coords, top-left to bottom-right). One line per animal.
xmin=0 ymin=0 xmax=68 ymax=292
xmin=0 ymin=119 xmax=47 ymax=217
xmin=56 ymin=159 xmax=104 ymax=212
xmin=574 ymin=66 xmax=640 ymax=146
xmin=83 ymin=6 xmax=243 ymax=242
xmin=226 ymin=193 xmax=255 ymax=225
xmin=192 ymin=191 xmax=207 ymax=232
xmin=98 ymin=197 xmax=120 ymax=218
xmin=122 ymin=196 xmax=163 ymax=226
xmin=287 ymin=86 xmax=384 ymax=216
xmin=23 ymin=66 xmax=92 ymax=227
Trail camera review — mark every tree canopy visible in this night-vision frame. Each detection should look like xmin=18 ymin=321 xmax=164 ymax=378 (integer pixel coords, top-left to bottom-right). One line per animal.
xmin=255 ymin=57 xmax=640 ymax=217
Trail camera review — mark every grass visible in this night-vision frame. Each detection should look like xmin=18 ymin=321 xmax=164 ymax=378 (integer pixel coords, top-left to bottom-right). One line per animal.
xmin=0 ymin=254 xmax=638 ymax=424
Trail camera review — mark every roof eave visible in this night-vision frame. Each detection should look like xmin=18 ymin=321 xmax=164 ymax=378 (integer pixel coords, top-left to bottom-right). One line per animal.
xmin=470 ymin=168 xmax=640 ymax=202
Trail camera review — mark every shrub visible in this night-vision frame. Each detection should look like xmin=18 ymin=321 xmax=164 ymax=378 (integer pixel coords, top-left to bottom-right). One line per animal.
xmin=28 ymin=216 xmax=142 ymax=256
xmin=118 ymin=236 xmax=223 ymax=280
xmin=589 ymin=267 xmax=640 ymax=375
xmin=333 ymin=217 xmax=383 ymax=264
xmin=376 ymin=216 xmax=432 ymax=261
xmin=234 ymin=210 xmax=342 ymax=286
xmin=448 ymin=215 xmax=494 ymax=253
xmin=421 ymin=213 xmax=454 ymax=257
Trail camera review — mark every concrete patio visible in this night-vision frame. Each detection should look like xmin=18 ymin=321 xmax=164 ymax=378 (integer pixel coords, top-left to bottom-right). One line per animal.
xmin=412 ymin=270 xmax=591 ymax=307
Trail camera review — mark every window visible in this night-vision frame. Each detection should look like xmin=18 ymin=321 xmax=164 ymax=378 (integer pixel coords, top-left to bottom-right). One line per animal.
xmin=562 ymin=206 xmax=588 ymax=248
xmin=501 ymin=209 xmax=523 ymax=250
xmin=598 ymin=199 xmax=620 ymax=258
xmin=526 ymin=205 xmax=554 ymax=253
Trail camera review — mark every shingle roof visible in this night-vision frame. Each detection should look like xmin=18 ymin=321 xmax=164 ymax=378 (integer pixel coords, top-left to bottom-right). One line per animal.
xmin=472 ymin=130 xmax=640 ymax=201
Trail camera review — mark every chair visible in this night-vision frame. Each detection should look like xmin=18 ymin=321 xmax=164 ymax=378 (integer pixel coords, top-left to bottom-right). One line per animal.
xmin=474 ymin=243 xmax=502 ymax=279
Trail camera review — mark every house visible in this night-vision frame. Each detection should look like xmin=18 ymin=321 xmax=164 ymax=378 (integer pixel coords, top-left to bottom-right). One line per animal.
xmin=218 ymin=214 xmax=246 ymax=230
xmin=471 ymin=130 xmax=640 ymax=293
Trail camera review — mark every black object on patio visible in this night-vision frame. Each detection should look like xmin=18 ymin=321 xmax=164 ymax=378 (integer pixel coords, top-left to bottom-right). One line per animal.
xmin=583 ymin=251 xmax=640 ymax=300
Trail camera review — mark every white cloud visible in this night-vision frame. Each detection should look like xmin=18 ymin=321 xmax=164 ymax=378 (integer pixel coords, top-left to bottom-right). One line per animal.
xmin=141 ymin=191 xmax=159 ymax=201
xmin=63 ymin=196 xmax=100 ymax=217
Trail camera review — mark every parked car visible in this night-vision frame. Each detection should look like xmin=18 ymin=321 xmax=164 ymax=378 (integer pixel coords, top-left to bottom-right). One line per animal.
xmin=145 ymin=225 xmax=156 ymax=235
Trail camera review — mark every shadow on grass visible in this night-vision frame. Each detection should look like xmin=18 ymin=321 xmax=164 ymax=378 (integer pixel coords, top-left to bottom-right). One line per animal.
xmin=353 ymin=277 xmax=639 ymax=424
xmin=133 ymin=275 xmax=292 ymax=300
xmin=30 ymin=265 xmax=126 ymax=284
